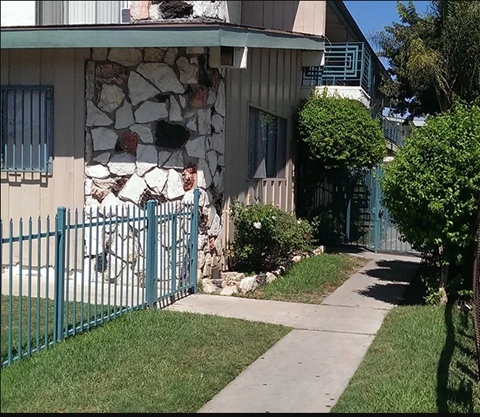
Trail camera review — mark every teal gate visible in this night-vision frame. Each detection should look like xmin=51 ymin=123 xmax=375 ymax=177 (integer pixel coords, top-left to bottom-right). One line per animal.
xmin=357 ymin=165 xmax=414 ymax=253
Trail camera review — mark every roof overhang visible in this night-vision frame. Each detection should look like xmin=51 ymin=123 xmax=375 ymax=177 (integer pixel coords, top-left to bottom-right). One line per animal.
xmin=1 ymin=22 xmax=325 ymax=51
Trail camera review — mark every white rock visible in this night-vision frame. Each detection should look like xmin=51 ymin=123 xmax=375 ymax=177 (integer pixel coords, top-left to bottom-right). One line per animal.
xmin=203 ymin=253 xmax=212 ymax=277
xmin=136 ymin=144 xmax=158 ymax=176
xmin=239 ymin=276 xmax=258 ymax=294
xmin=135 ymin=101 xmax=168 ymax=123
xmin=220 ymin=286 xmax=238 ymax=296
xmin=137 ymin=63 xmax=184 ymax=94
xmin=207 ymin=90 xmax=216 ymax=106
xmin=211 ymin=113 xmax=224 ymax=133
xmin=165 ymin=169 xmax=185 ymax=200
xmin=98 ymin=84 xmax=125 ymax=113
xmin=169 ymin=97 xmax=183 ymax=122
xmin=206 ymin=150 xmax=218 ymax=176
xmin=197 ymin=109 xmax=211 ymax=135
xmin=145 ymin=168 xmax=168 ymax=194
xmin=211 ymin=132 xmax=224 ymax=154
xmin=292 ymin=255 xmax=302 ymax=263
xmin=197 ymin=250 xmax=206 ymax=269
xmin=164 ymin=150 xmax=184 ymax=170
xmin=85 ymin=164 xmax=110 ymax=179
xmin=92 ymin=48 xmax=108 ymax=61
xmin=201 ymin=278 xmax=217 ymax=294
xmin=91 ymin=127 xmax=119 ymax=151
xmin=85 ymin=178 xmax=93 ymax=195
xmin=186 ymin=118 xmax=197 ymax=132
xmin=86 ymin=100 xmax=113 ymax=127
xmin=215 ymin=81 xmax=226 ymax=116
xmin=130 ymin=124 xmax=154 ymax=144
xmin=198 ymin=234 xmax=208 ymax=251
xmin=185 ymin=136 xmax=206 ymax=159
xmin=182 ymin=189 xmax=195 ymax=205
xmin=100 ymin=193 xmax=124 ymax=216
xmin=206 ymin=205 xmax=216 ymax=228
xmin=209 ymin=213 xmax=221 ymax=237
xmin=85 ymin=196 xmax=101 ymax=216
xmin=110 ymin=234 xmax=137 ymax=263
xmin=197 ymin=159 xmax=212 ymax=189
xmin=266 ymin=272 xmax=277 ymax=284
xmin=144 ymin=48 xmax=165 ymax=62
xmin=108 ymin=153 xmax=136 ymax=176
xmin=177 ymin=56 xmax=197 ymax=84
xmin=115 ymin=101 xmax=135 ymax=129
xmin=84 ymin=225 xmax=105 ymax=256
xmin=218 ymin=154 xmax=225 ymax=167
xmin=158 ymin=150 xmax=171 ymax=167
xmin=163 ymin=48 xmax=178 ymax=66
xmin=313 ymin=246 xmax=325 ymax=256
xmin=93 ymin=152 xmax=111 ymax=165
xmin=178 ymin=95 xmax=187 ymax=108
xmin=119 ymin=174 xmax=147 ymax=205
xmin=128 ymin=71 xmax=160 ymax=107
xmin=108 ymin=48 xmax=142 ymax=67
xmin=213 ymin=170 xmax=224 ymax=193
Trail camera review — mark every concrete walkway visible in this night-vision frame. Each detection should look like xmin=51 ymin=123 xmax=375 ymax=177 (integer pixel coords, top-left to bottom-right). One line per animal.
xmin=166 ymin=251 xmax=421 ymax=413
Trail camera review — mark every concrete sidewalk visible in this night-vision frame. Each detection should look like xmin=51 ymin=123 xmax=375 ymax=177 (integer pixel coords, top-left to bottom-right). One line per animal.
xmin=166 ymin=251 xmax=421 ymax=413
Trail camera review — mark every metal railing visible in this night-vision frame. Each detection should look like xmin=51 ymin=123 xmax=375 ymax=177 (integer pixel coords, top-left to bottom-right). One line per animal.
xmin=372 ymin=109 xmax=405 ymax=148
xmin=1 ymin=86 xmax=54 ymax=174
xmin=0 ymin=191 xmax=200 ymax=368
xmin=302 ymin=42 xmax=372 ymax=95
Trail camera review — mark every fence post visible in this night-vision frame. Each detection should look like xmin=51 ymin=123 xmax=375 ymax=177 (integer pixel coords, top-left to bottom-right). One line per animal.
xmin=190 ymin=189 xmax=200 ymax=294
xmin=54 ymin=206 xmax=66 ymax=343
xmin=145 ymin=200 xmax=157 ymax=309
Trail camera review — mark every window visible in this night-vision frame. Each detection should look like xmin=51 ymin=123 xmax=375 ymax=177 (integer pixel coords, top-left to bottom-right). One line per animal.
xmin=1 ymin=86 xmax=53 ymax=174
xmin=248 ymin=107 xmax=287 ymax=179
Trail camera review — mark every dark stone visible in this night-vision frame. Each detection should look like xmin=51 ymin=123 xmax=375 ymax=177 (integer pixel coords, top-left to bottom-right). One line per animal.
xmin=257 ymin=273 xmax=267 ymax=286
xmin=111 ymin=177 xmax=128 ymax=196
xmin=155 ymin=121 xmax=190 ymax=149
xmin=158 ymin=1 xmax=193 ymax=19
xmin=91 ymin=187 xmax=109 ymax=203
xmin=120 ymin=131 xmax=139 ymax=155
xmin=188 ymin=87 xmax=208 ymax=108
xmin=95 ymin=63 xmax=127 ymax=86
xmin=94 ymin=253 xmax=108 ymax=274
xmin=138 ymin=189 xmax=166 ymax=210
xmin=198 ymin=55 xmax=213 ymax=88
xmin=182 ymin=165 xmax=197 ymax=192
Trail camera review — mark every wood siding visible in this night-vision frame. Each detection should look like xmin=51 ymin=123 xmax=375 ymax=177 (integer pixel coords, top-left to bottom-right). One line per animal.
xmin=223 ymin=48 xmax=302 ymax=244
xmin=1 ymin=48 xmax=88 ymax=223
xmin=242 ymin=1 xmax=326 ymax=36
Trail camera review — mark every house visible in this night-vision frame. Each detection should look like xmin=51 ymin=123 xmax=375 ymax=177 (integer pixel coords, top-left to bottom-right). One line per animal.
xmin=1 ymin=1 xmax=396 ymax=280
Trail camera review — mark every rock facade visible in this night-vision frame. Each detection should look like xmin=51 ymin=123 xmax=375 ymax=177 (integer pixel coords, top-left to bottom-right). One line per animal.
xmin=85 ymin=47 xmax=226 ymax=284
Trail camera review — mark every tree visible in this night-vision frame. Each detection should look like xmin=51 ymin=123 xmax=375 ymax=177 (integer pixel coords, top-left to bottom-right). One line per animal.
xmin=381 ymin=104 xmax=480 ymax=300
xmin=376 ymin=1 xmax=480 ymax=117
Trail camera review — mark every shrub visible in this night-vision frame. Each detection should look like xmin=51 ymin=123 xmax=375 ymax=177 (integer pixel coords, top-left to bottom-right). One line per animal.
xmin=296 ymin=90 xmax=386 ymax=172
xmin=382 ymin=103 xmax=480 ymax=294
xmin=229 ymin=201 xmax=314 ymax=273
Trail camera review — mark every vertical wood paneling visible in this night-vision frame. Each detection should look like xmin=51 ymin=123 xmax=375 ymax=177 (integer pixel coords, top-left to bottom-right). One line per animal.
xmin=224 ymin=46 xmax=302 ymax=246
xmin=242 ymin=1 xmax=326 ymax=36
xmin=1 ymin=49 xmax=87 ymax=224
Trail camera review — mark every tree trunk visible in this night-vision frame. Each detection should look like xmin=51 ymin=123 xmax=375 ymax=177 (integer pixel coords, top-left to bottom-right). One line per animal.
xmin=439 ymin=263 xmax=449 ymax=304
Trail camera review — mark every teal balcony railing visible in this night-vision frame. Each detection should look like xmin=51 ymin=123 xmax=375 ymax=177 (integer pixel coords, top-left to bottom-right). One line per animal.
xmin=302 ymin=42 xmax=373 ymax=95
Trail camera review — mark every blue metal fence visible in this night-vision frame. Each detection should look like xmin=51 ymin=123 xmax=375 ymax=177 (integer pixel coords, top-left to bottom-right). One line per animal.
xmin=302 ymin=43 xmax=373 ymax=95
xmin=1 ymin=85 xmax=54 ymax=174
xmin=0 ymin=191 xmax=199 ymax=368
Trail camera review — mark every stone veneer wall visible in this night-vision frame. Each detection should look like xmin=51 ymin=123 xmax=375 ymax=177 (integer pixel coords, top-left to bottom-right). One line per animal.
xmin=84 ymin=47 xmax=226 ymax=282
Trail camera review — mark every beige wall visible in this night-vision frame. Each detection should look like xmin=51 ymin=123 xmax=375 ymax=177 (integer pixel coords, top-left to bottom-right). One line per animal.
xmin=223 ymin=47 xmax=302 ymax=243
xmin=242 ymin=1 xmax=326 ymax=36
xmin=1 ymin=48 xmax=88 ymax=223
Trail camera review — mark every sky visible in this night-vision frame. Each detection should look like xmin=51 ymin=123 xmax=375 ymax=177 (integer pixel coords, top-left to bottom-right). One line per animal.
xmin=344 ymin=1 xmax=431 ymax=51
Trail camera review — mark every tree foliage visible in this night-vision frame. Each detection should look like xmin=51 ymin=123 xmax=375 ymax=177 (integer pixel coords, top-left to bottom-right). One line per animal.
xmin=382 ymin=104 xmax=480 ymax=272
xmin=376 ymin=1 xmax=480 ymax=117
xmin=296 ymin=91 xmax=386 ymax=172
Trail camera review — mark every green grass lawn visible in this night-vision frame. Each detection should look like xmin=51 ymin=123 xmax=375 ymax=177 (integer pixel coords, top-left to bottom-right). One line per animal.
xmin=332 ymin=304 xmax=480 ymax=413
xmin=238 ymin=254 xmax=368 ymax=304
xmin=1 ymin=309 xmax=291 ymax=413
xmin=1 ymin=295 xmax=111 ymax=364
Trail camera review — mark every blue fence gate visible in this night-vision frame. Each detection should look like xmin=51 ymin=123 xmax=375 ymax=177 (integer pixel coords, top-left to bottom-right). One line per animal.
xmin=0 ymin=190 xmax=199 ymax=368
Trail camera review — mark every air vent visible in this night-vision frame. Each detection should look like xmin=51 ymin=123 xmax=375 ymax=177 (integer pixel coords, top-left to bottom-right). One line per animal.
xmin=121 ymin=8 xmax=130 ymax=24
